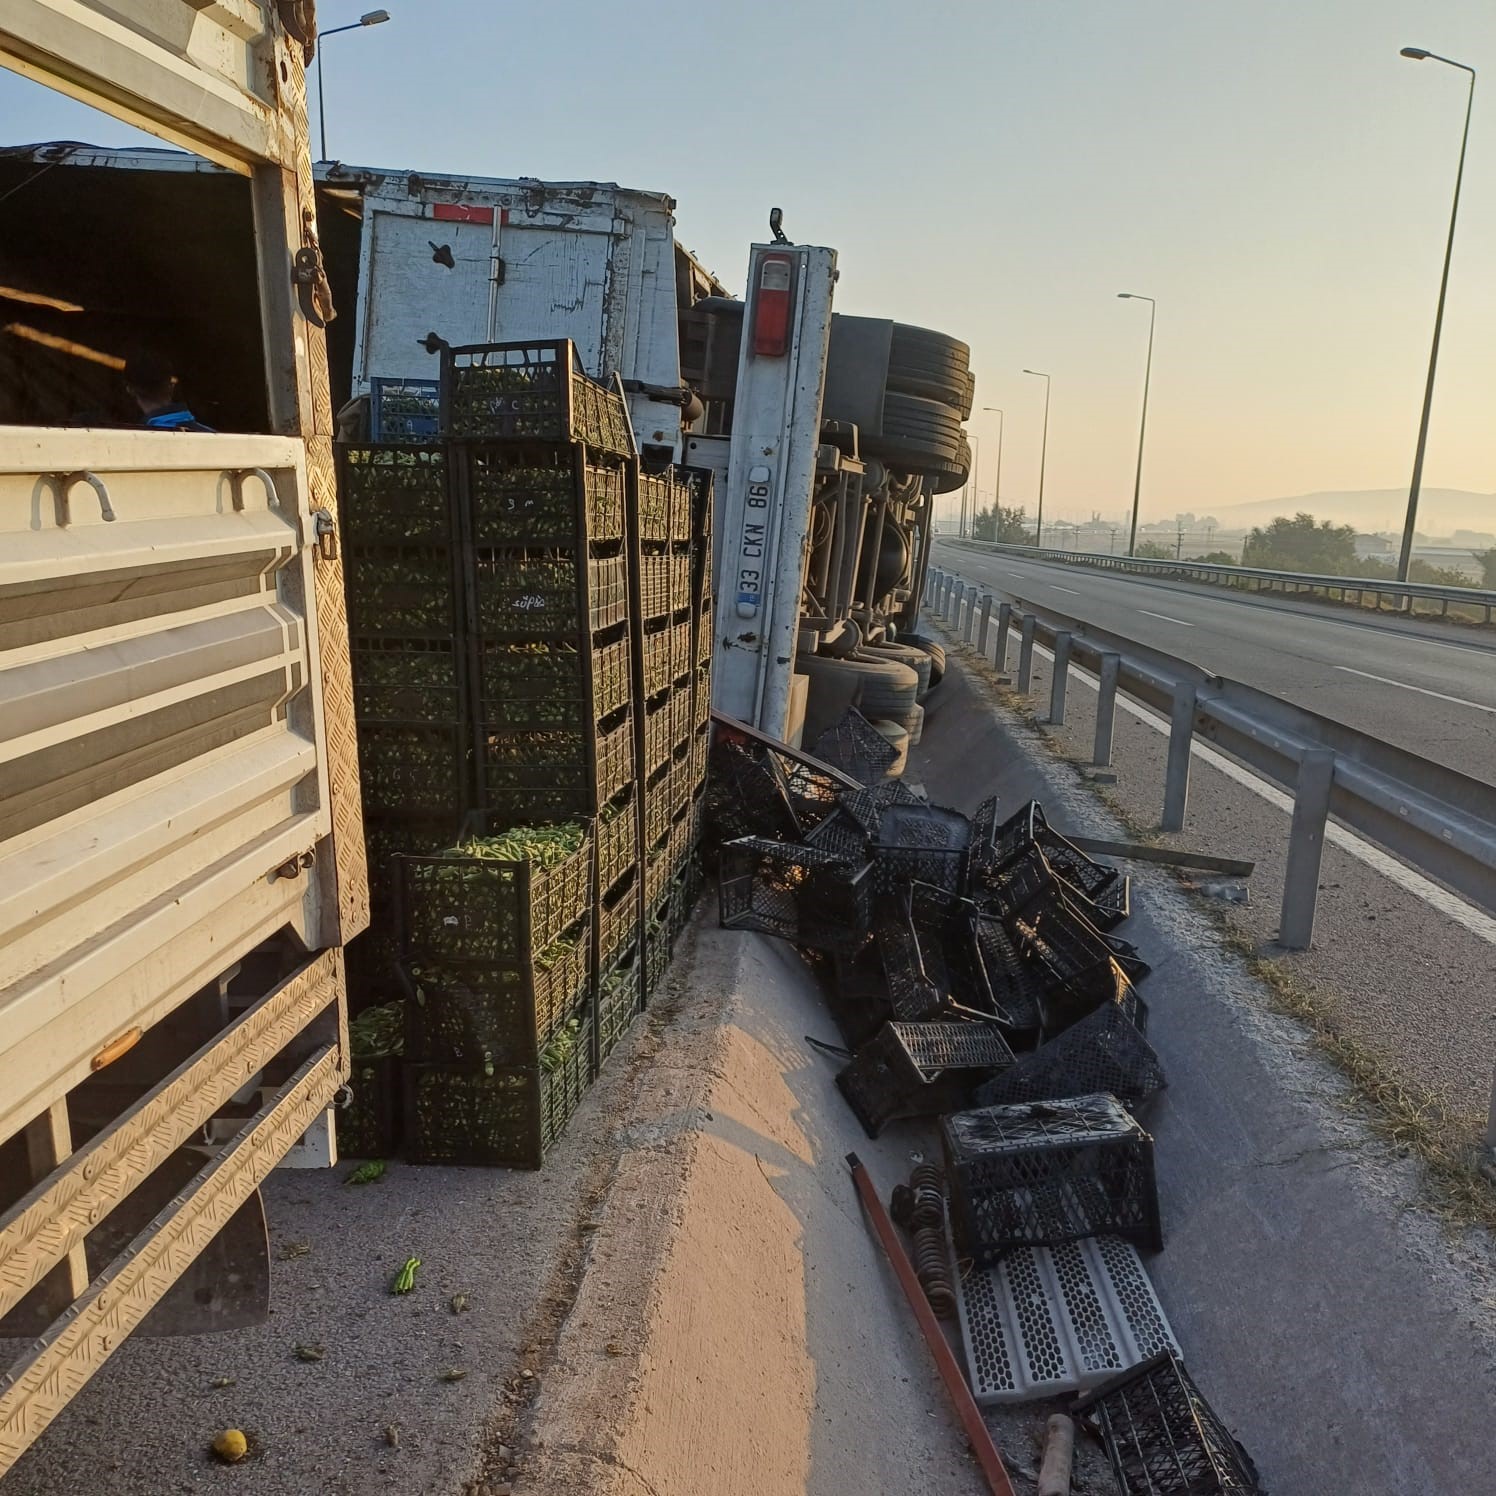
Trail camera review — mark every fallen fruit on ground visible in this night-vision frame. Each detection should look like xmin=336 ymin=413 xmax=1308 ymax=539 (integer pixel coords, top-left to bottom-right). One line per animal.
xmin=212 ymin=1429 xmax=248 ymax=1464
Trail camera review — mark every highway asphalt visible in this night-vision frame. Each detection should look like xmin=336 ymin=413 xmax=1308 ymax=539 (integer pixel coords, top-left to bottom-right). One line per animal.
xmin=933 ymin=541 xmax=1496 ymax=785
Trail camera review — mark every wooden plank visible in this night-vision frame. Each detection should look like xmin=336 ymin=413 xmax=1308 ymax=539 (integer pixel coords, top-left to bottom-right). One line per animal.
xmin=1062 ymin=834 xmax=1255 ymax=879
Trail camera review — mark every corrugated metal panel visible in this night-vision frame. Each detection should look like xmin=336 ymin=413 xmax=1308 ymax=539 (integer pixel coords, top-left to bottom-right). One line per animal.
xmin=0 ymin=429 xmax=333 ymax=1143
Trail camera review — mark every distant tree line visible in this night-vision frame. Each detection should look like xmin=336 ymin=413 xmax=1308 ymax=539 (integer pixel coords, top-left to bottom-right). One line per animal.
xmin=1240 ymin=512 xmax=1483 ymax=588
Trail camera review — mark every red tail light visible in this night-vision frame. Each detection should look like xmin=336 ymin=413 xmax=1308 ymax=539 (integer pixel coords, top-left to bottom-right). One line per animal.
xmin=752 ymin=252 xmax=794 ymax=357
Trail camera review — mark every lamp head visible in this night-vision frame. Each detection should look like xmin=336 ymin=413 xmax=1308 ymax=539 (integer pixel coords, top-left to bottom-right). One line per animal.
xmin=1400 ymin=47 xmax=1430 ymax=60
xmin=361 ymin=9 xmax=391 ymax=24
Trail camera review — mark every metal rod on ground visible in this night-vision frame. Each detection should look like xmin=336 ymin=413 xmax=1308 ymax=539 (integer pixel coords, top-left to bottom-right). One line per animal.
xmin=846 ymin=1154 xmax=1017 ymax=1496
xmin=1280 ymin=748 xmax=1335 ymax=950
xmin=1093 ymin=651 xmax=1120 ymax=765
xmin=995 ymin=602 xmax=1012 ymax=673
xmin=1161 ymin=683 xmax=1195 ymax=832
xmin=1036 ymin=1414 xmax=1074 ymax=1496
xmin=1049 ymin=631 xmax=1071 ymax=724
xmin=1017 ymin=614 xmax=1036 ymax=694
xmin=977 ymin=594 xmax=994 ymax=656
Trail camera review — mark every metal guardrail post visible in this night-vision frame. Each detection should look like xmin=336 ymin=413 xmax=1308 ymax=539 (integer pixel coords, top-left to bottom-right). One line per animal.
xmin=995 ymin=602 xmax=1012 ymax=673
xmin=1161 ymin=683 xmax=1195 ymax=831
xmin=977 ymin=594 xmax=993 ymax=656
xmin=1049 ymin=632 xmax=1071 ymax=724
xmin=1280 ymin=749 xmax=1335 ymax=950
xmin=1017 ymin=614 xmax=1036 ymax=694
xmin=1093 ymin=652 xmax=1120 ymax=766
xmin=963 ymin=585 xmax=978 ymax=642
xmin=943 ymin=573 xmax=955 ymax=617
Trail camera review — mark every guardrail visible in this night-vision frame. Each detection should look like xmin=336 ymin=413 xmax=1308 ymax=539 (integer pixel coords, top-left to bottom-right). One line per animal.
xmin=926 ymin=565 xmax=1496 ymax=1151
xmin=938 ymin=539 xmax=1496 ymax=624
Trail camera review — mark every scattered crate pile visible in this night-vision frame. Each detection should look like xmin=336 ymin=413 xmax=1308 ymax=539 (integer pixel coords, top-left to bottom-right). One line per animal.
xmin=706 ymin=721 xmax=1263 ymax=1491
xmin=338 ymin=339 xmax=712 ymax=1165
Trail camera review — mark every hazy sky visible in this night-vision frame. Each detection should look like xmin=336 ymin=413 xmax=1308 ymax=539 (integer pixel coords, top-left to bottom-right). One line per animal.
xmin=2 ymin=1 xmax=1493 ymax=527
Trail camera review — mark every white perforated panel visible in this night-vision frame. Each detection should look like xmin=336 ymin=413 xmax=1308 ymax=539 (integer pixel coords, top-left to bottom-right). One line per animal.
xmin=954 ymin=1232 xmax=1178 ymax=1405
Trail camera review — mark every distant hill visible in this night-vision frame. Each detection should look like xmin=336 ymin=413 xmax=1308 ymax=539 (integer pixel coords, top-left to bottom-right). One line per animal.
xmin=1210 ymin=488 xmax=1494 ymax=537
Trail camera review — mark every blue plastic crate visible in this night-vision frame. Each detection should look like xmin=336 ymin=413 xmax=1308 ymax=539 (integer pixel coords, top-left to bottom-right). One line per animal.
xmin=370 ymin=377 xmax=441 ymax=443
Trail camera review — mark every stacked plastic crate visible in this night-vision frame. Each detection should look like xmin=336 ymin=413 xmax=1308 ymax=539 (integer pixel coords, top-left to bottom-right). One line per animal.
xmin=383 ymin=340 xmax=638 ymax=1165
xmin=340 ymin=444 xmax=470 ymax=1008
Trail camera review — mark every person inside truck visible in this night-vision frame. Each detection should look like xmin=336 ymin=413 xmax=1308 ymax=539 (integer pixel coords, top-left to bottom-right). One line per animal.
xmin=125 ymin=349 xmax=216 ymax=432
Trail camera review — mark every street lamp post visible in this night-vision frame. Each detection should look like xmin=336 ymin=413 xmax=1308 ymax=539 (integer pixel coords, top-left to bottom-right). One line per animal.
xmin=982 ymin=406 xmax=1005 ymax=513
xmin=1022 ymin=370 xmax=1051 ymax=546
xmin=966 ymin=432 xmax=981 ymax=538
xmin=1117 ymin=293 xmax=1156 ymax=558
xmin=317 ymin=10 xmax=391 ymax=162
xmin=1396 ymin=46 xmax=1476 ymax=584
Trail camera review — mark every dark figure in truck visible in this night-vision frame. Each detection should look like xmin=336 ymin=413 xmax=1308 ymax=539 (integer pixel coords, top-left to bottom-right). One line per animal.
xmin=125 ymin=350 xmax=216 ymax=432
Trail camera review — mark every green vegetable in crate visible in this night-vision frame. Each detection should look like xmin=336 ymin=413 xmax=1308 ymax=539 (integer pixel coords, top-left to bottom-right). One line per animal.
xmin=539 ymin=1018 xmax=581 ymax=1075
xmin=451 ymin=821 xmax=586 ymax=868
xmin=533 ymin=933 xmax=577 ymax=972
xmin=391 ymin=1256 xmax=421 ymax=1295
xmin=348 ymin=1002 xmax=405 ymax=1058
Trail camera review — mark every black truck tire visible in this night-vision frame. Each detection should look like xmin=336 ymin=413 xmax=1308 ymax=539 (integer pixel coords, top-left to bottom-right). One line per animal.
xmin=886 ymin=324 xmax=972 ymax=411
xmin=862 ymin=391 xmax=967 ymax=480
xmin=859 ymin=641 xmax=933 ymax=700
xmin=798 ymin=653 xmax=920 ymax=745
xmin=900 ymin=634 xmax=946 ymax=688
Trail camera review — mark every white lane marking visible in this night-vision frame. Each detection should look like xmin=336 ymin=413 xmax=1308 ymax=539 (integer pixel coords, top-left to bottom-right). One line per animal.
xmin=1138 ymin=609 xmax=1195 ymax=627
xmin=1012 ymin=635 xmax=1496 ymax=947
xmin=1007 ymin=572 xmax=1025 ymax=579
xmin=1050 ymin=585 xmax=1079 ymax=595
xmin=1333 ymin=665 xmax=1496 ymax=716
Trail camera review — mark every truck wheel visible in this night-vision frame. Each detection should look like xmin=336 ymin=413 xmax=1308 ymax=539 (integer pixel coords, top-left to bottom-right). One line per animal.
xmin=886 ymin=324 xmax=972 ymax=412
xmin=798 ymin=653 xmax=919 ymax=743
xmin=900 ymin=634 xmax=946 ymax=688
xmin=859 ymin=641 xmax=933 ymax=700
xmin=863 ymin=392 xmax=969 ymax=487
xmin=905 ymin=702 xmax=925 ymax=745
xmin=868 ymin=719 xmax=911 ymax=778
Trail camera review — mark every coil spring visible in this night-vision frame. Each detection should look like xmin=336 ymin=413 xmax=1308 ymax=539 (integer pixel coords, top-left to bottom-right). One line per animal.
xmin=908 ymin=1162 xmax=945 ymax=1231
xmin=912 ymin=1223 xmax=956 ymax=1319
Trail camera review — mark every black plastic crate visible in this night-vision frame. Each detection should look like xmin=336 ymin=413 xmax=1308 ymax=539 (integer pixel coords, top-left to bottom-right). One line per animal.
xmin=704 ymin=738 xmax=801 ymax=846
xmin=689 ymin=724 xmax=709 ymax=792
xmin=357 ymin=719 xmax=471 ymax=818
xmin=347 ymin=542 xmax=464 ymax=636
xmin=941 ymin=1094 xmax=1162 ymax=1264
xmin=339 ymin=1054 xmax=402 ymax=1157
xmin=637 ymin=551 xmax=691 ymax=620
xmin=691 ymin=661 xmax=712 ymax=726
xmin=1073 ymin=1352 xmax=1265 ymax=1495
xmin=352 ymin=636 xmax=465 ymax=723
xmin=836 ymin=1020 xmax=1015 ymax=1138
xmin=827 ymin=940 xmax=894 ymax=1050
xmin=967 ymin=841 xmax=1058 ymax=919
xmin=641 ymin=623 xmax=674 ymax=697
xmin=974 ymin=997 xmax=1165 ymax=1112
xmin=970 ymin=911 xmax=1048 ymax=1038
xmin=874 ymin=891 xmax=946 ymax=1020
xmin=471 ymin=550 xmax=628 ymax=639
xmin=440 ymin=339 xmax=633 ymax=455
xmin=670 ymin=618 xmax=693 ymax=684
xmin=598 ymin=868 xmax=642 ymax=971
xmin=473 ymin=632 xmax=631 ymax=732
xmin=598 ymin=951 xmax=643 ymax=1064
xmin=461 ymin=443 xmax=627 ymax=547
xmin=871 ymin=801 xmax=972 ymax=894
xmin=644 ymin=882 xmax=679 ymax=996
xmin=643 ymin=695 xmax=674 ymax=779
xmin=718 ymin=837 xmax=872 ymax=954
xmin=643 ymin=758 xmax=676 ymax=850
xmin=598 ymin=786 xmax=640 ymax=893
xmin=369 ymin=378 xmax=440 ymax=445
xmin=476 ymin=707 xmax=634 ymax=819
xmin=402 ymin=1003 xmax=595 ymax=1169
xmin=810 ymin=709 xmax=900 ymax=787
xmin=400 ymin=928 xmax=591 ymax=1065
xmin=340 ymin=444 xmax=451 ymax=544
xmin=399 ymin=818 xmax=593 ymax=960
xmin=694 ymin=599 xmax=714 ymax=668
xmin=668 ymin=684 xmax=692 ymax=753
xmin=1013 ymin=895 xmax=1131 ymax=1035
xmin=836 ymin=780 xmax=926 ymax=837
